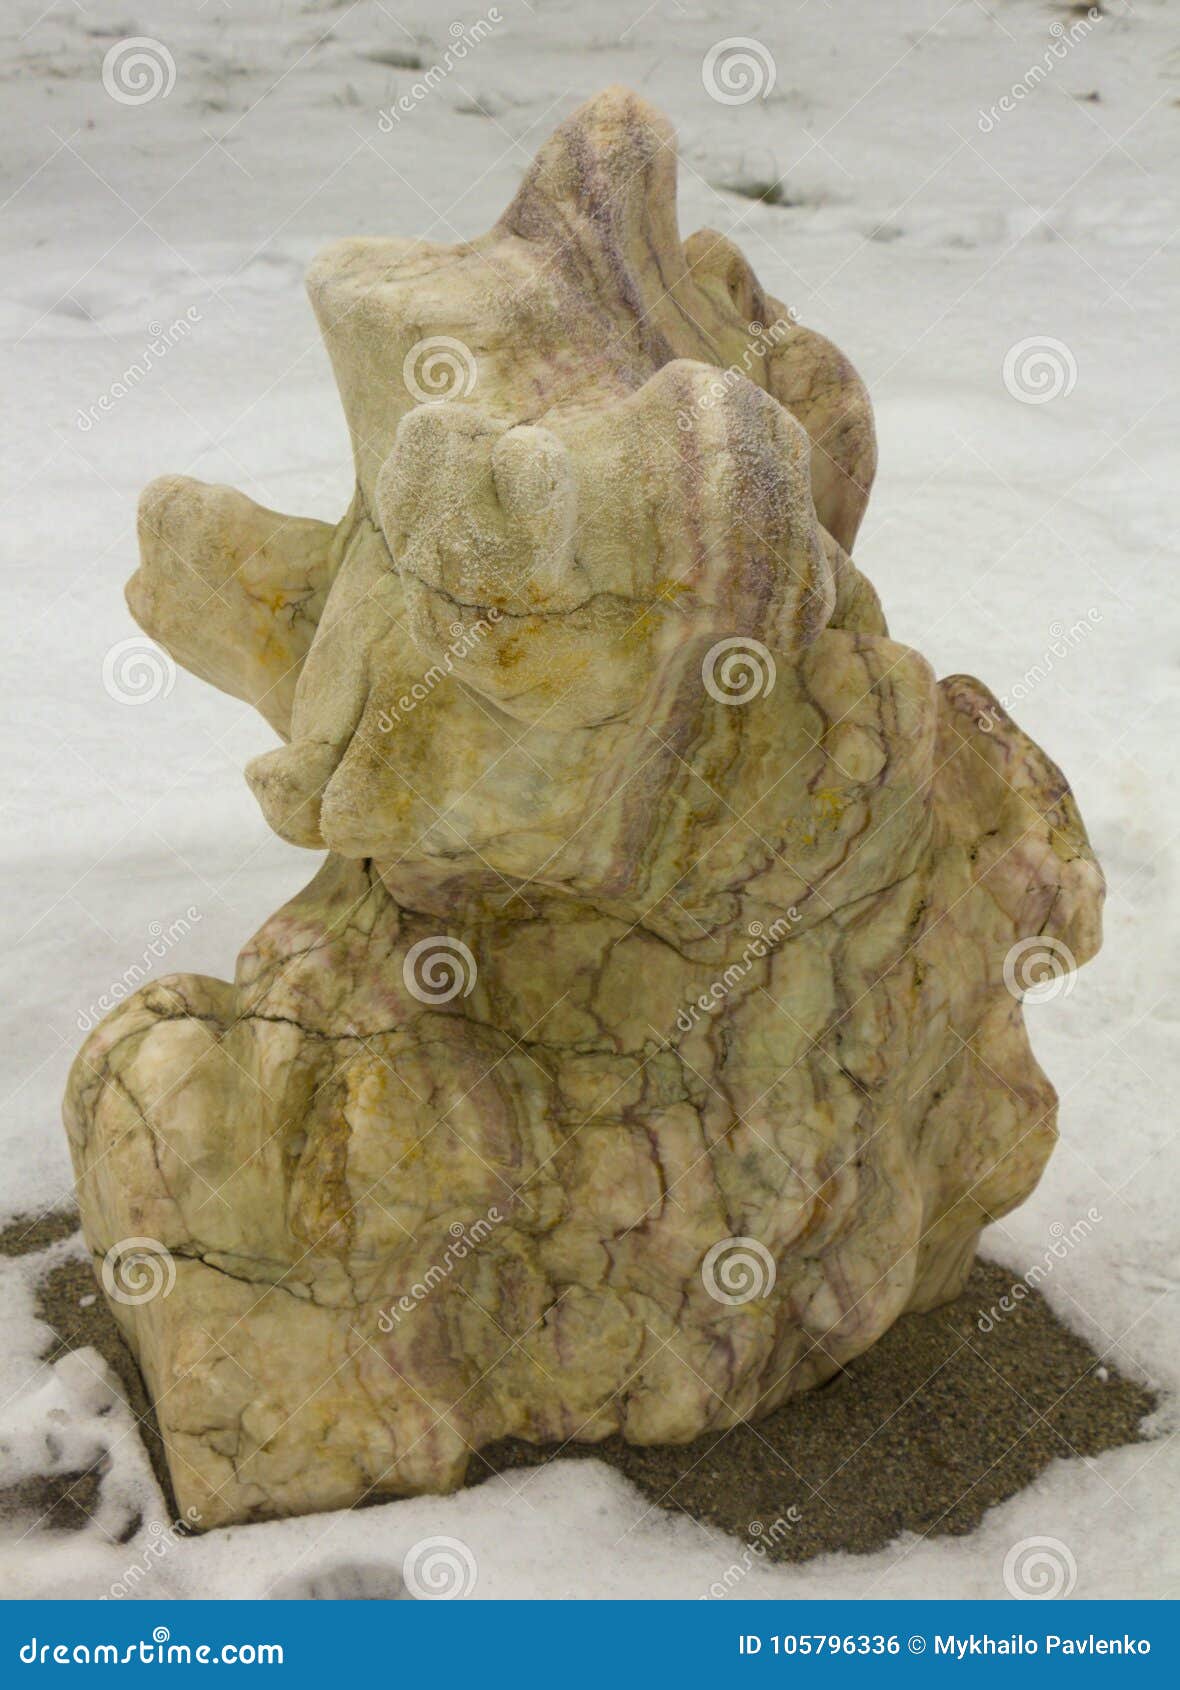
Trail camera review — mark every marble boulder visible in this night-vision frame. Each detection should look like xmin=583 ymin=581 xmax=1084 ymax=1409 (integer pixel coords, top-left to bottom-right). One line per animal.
xmin=65 ymin=88 xmax=1104 ymax=1528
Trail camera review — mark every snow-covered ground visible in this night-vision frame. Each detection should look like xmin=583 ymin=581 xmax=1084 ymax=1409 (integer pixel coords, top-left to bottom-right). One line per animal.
xmin=1 ymin=0 xmax=1176 ymax=1600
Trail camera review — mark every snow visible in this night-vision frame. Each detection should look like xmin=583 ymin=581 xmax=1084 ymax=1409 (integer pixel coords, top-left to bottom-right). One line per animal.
xmin=1 ymin=0 xmax=1176 ymax=1600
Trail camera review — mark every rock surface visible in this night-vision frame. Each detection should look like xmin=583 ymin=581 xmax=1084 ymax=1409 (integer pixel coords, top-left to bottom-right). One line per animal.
xmin=65 ymin=87 xmax=1104 ymax=1529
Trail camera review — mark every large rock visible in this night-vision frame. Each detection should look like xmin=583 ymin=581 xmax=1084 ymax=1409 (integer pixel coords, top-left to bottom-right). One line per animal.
xmin=65 ymin=88 xmax=1103 ymax=1528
